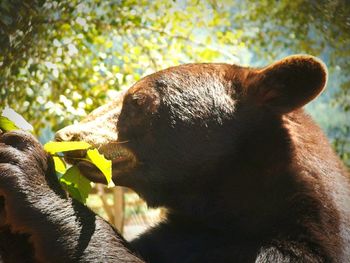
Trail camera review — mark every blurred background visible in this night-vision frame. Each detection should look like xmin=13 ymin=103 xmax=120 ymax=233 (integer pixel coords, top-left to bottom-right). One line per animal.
xmin=1 ymin=0 xmax=349 ymax=240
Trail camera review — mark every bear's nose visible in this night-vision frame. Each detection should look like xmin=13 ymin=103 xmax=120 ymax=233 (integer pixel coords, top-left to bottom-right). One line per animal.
xmin=55 ymin=127 xmax=80 ymax=142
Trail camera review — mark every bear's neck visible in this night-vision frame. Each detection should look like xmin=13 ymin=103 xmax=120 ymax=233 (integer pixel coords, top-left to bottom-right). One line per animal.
xmin=165 ymin=109 xmax=344 ymax=239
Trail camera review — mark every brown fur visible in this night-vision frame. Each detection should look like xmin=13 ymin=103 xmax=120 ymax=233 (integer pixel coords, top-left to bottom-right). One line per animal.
xmin=0 ymin=55 xmax=349 ymax=262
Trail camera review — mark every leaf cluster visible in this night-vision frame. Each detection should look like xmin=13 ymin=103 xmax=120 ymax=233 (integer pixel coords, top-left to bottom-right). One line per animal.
xmin=0 ymin=108 xmax=112 ymax=203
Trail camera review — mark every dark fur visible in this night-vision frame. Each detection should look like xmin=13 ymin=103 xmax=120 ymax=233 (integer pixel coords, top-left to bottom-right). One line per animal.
xmin=0 ymin=132 xmax=143 ymax=262
xmin=0 ymin=55 xmax=349 ymax=262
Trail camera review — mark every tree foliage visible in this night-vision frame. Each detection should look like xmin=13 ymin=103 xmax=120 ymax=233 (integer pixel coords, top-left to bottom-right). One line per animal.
xmin=235 ymin=0 xmax=350 ymax=165
xmin=0 ymin=0 xmax=349 ymax=165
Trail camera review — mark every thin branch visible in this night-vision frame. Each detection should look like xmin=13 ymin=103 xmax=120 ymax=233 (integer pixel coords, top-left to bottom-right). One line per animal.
xmin=134 ymin=25 xmax=208 ymax=49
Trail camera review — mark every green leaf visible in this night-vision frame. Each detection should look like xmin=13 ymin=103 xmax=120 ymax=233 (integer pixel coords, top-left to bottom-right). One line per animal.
xmin=1 ymin=107 xmax=33 ymax=131
xmin=59 ymin=166 xmax=92 ymax=203
xmin=86 ymin=148 xmax=113 ymax=186
xmin=45 ymin=141 xmax=113 ymax=200
xmin=0 ymin=116 xmax=19 ymax=132
xmin=61 ymin=182 xmax=85 ymax=203
xmin=53 ymin=156 xmax=66 ymax=174
xmin=44 ymin=141 xmax=91 ymax=154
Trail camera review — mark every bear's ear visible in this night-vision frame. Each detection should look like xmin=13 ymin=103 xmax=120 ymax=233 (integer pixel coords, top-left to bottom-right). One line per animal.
xmin=247 ymin=55 xmax=327 ymax=113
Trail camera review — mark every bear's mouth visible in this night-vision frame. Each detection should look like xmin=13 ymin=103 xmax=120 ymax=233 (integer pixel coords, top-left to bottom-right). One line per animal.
xmin=63 ymin=142 xmax=137 ymax=185
xmin=54 ymin=91 xmax=137 ymax=185
xmin=63 ymin=143 xmax=133 ymax=162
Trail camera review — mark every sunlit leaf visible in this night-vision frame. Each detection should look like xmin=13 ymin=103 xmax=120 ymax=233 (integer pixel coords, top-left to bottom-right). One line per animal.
xmin=1 ymin=107 xmax=33 ymax=131
xmin=44 ymin=141 xmax=91 ymax=154
xmin=53 ymin=156 xmax=66 ymax=174
xmin=60 ymin=166 xmax=92 ymax=203
xmin=45 ymin=140 xmax=113 ymax=199
xmin=0 ymin=116 xmax=19 ymax=132
xmin=61 ymin=182 xmax=85 ymax=203
xmin=86 ymin=148 xmax=113 ymax=187
xmin=0 ymin=107 xmax=34 ymax=132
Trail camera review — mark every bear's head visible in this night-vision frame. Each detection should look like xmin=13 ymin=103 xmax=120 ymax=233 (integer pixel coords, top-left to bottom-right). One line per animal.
xmin=56 ymin=55 xmax=327 ymax=217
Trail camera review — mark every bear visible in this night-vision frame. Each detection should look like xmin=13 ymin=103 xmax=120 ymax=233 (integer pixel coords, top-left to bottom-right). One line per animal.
xmin=0 ymin=131 xmax=145 ymax=262
xmin=0 ymin=54 xmax=349 ymax=262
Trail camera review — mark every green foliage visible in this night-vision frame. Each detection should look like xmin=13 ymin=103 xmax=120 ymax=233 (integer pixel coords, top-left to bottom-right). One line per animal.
xmin=234 ymin=0 xmax=350 ymax=166
xmin=1 ymin=0 xmax=241 ymax=134
xmin=0 ymin=107 xmax=33 ymax=131
xmin=44 ymin=141 xmax=112 ymax=185
xmin=0 ymin=107 xmax=111 ymax=203
xmin=60 ymin=166 xmax=92 ymax=203
xmin=53 ymin=156 xmax=66 ymax=174
xmin=44 ymin=141 xmax=92 ymax=153
xmin=1 ymin=0 xmax=349 ymax=166
xmin=0 ymin=116 xmax=19 ymax=131
xmin=44 ymin=140 xmax=113 ymax=202
xmin=86 ymin=148 xmax=113 ymax=186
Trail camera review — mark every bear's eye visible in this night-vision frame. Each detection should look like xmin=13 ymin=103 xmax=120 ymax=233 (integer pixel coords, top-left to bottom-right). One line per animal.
xmin=131 ymin=94 xmax=146 ymax=107
xmin=128 ymin=91 xmax=160 ymax=114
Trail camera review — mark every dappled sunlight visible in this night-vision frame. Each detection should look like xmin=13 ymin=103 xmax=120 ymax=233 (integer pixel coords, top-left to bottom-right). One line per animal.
xmin=1 ymin=0 xmax=349 ymax=238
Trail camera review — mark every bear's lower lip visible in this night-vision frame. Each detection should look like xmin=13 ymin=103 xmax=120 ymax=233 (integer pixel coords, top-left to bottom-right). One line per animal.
xmin=76 ymin=160 xmax=107 ymax=184
xmin=76 ymin=154 xmax=136 ymax=184
xmin=65 ymin=143 xmax=137 ymax=184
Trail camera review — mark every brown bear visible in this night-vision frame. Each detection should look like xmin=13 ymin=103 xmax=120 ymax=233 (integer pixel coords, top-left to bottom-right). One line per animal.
xmin=0 ymin=55 xmax=349 ymax=262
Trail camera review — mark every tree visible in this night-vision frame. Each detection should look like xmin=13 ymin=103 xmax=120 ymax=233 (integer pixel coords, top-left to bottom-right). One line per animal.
xmin=1 ymin=0 xmax=349 ymax=165
xmin=234 ymin=0 xmax=350 ymax=164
